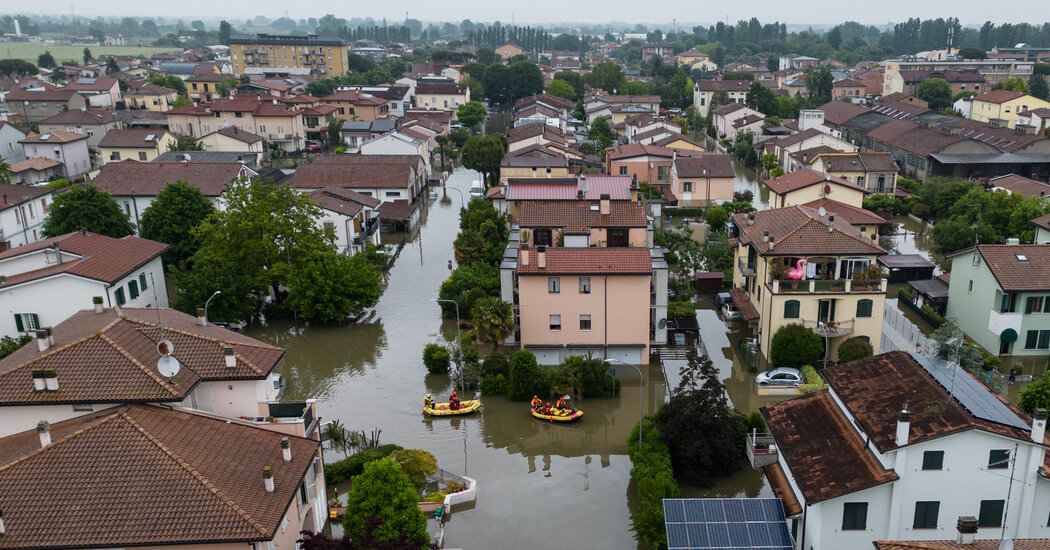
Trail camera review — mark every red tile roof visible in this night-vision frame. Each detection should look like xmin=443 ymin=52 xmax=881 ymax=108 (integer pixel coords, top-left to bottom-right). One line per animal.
xmin=505 ymin=176 xmax=632 ymax=201
xmin=764 ymin=168 xmax=863 ymax=196
xmin=518 ymin=201 xmax=647 ymax=233
xmin=92 ymin=161 xmax=248 ymax=197
xmin=875 ymin=540 xmax=1050 ymax=550
xmin=97 ymin=129 xmax=168 ymax=148
xmin=20 ymin=130 xmax=89 ymax=144
xmin=606 ymin=143 xmax=701 ymax=161
xmin=39 ymin=109 xmax=118 ymax=126
xmin=517 ymin=247 xmax=652 ymax=275
xmin=415 ymin=82 xmax=468 ymax=95
xmin=762 ymin=463 xmax=802 ymax=516
xmin=988 ymin=173 xmax=1050 ymax=198
xmin=4 ymin=88 xmax=80 ymax=102
xmin=292 ymin=163 xmax=415 ymax=190
xmin=0 ymin=184 xmax=51 ymax=211
xmin=309 ymin=187 xmax=379 ymax=216
xmin=974 ymin=89 xmax=1027 ymax=104
xmin=0 ymin=404 xmax=317 ymax=548
xmin=974 ymin=244 xmax=1050 ymax=292
xmin=674 ymin=155 xmax=735 ymax=178
xmin=812 ymin=151 xmax=898 ymax=172
xmin=1031 ymin=213 xmax=1050 ymax=232
xmin=728 ymin=288 xmax=759 ymax=321
xmin=212 ymin=126 xmax=264 ymax=143
xmin=0 ymin=231 xmax=168 ymax=288
xmin=798 ymin=199 xmax=888 ymax=226
xmin=8 ymin=157 xmax=62 ymax=173
xmin=732 ymin=205 xmax=884 ymax=256
xmin=762 ymin=391 xmax=898 ymax=504
xmin=64 ymin=77 xmax=118 ymax=91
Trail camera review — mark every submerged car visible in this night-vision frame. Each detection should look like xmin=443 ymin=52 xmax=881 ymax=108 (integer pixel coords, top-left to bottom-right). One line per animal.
xmin=721 ymin=301 xmax=742 ymax=321
xmin=755 ymin=367 xmax=803 ymax=387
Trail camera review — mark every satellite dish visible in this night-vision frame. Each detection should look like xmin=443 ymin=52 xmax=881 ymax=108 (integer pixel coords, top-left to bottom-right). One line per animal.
xmin=157 ymin=355 xmax=181 ymax=378
xmin=157 ymin=339 xmax=174 ymax=356
xmin=658 ymin=318 xmax=667 ymax=329
xmin=818 ymin=206 xmax=827 ymax=217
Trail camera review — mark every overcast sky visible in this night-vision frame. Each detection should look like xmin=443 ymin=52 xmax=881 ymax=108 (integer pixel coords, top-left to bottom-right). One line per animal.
xmin=19 ymin=0 xmax=1049 ymax=27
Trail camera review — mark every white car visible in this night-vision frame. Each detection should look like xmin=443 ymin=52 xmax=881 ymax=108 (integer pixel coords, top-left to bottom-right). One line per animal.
xmin=755 ymin=367 xmax=803 ymax=387
xmin=722 ymin=301 xmax=742 ymax=321
xmin=469 ymin=181 xmax=484 ymax=197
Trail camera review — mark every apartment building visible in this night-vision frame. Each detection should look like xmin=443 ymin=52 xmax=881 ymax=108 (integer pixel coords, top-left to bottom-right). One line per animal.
xmin=229 ymin=34 xmax=350 ymax=78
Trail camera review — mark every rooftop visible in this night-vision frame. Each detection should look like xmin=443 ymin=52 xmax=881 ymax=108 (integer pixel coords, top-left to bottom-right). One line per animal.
xmin=97 ymin=129 xmax=167 ymax=148
xmin=732 ymin=205 xmax=884 ymax=256
xmin=764 ymin=168 xmax=863 ymax=196
xmin=517 ymin=247 xmax=652 ymax=275
xmin=674 ymin=155 xmax=736 ymax=179
xmin=0 ymin=231 xmax=168 ymax=290
xmin=505 ymin=176 xmax=632 ymax=201
xmin=39 ymin=109 xmax=118 ymax=126
xmin=988 ymin=173 xmax=1050 ymax=198
xmin=309 ymin=187 xmax=380 ymax=217
xmin=518 ymin=201 xmax=647 ymax=233
xmin=974 ymin=89 xmax=1028 ymax=104
xmin=813 ymin=151 xmax=899 ymax=173
xmin=92 ymin=161 xmax=248 ymax=197
xmin=20 ymin=131 xmax=89 ymax=144
xmin=972 ymin=244 xmax=1050 ymax=292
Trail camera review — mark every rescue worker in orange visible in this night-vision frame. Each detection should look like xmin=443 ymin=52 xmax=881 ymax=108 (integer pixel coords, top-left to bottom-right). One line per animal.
xmin=556 ymin=397 xmax=567 ymax=411
xmin=531 ymin=395 xmax=543 ymax=410
xmin=542 ymin=402 xmax=552 ymax=415
xmin=449 ymin=391 xmax=460 ymax=410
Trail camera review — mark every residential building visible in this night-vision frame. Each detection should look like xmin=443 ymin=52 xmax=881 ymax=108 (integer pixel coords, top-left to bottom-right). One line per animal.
xmin=796 ymin=198 xmax=888 ymax=241
xmin=339 ymin=118 xmax=399 ymax=151
xmin=1017 ymin=108 xmax=1050 ymax=135
xmin=730 ymin=206 xmax=886 ymax=361
xmin=766 ymin=128 xmax=857 ymax=171
xmin=969 ymin=90 xmax=1050 ymax=129
xmin=989 ymin=173 xmax=1050 ymax=199
xmin=196 ymin=126 xmax=265 ymax=151
xmin=103 ymin=33 xmax=127 ymax=45
xmin=335 ymin=85 xmax=412 ymax=118
xmin=321 ymin=90 xmax=391 ymax=122
xmin=184 ymin=72 xmax=228 ymax=102
xmin=713 ymin=103 xmax=765 ymax=140
xmin=642 ymin=43 xmax=674 ymax=62
xmin=7 ymin=157 xmax=63 ymax=185
xmin=97 ymin=129 xmax=176 ymax=165
xmin=0 ymin=185 xmax=53 ymax=250
xmin=671 ymin=154 xmax=735 ymax=207
xmin=891 ymin=69 xmax=986 ymax=97
xmin=501 ymin=175 xmax=634 ymax=222
xmin=38 ymin=109 xmax=120 ymax=150
xmin=19 ymin=131 xmax=91 ymax=180
xmin=229 ymin=33 xmax=350 ymax=78
xmin=760 ymin=350 xmax=1050 ymax=549
xmin=629 ymin=126 xmax=679 ymax=145
xmin=414 ymin=81 xmax=470 ymax=113
xmin=765 ymin=168 xmax=867 ymax=208
xmin=516 ymin=199 xmax=649 ymax=249
xmin=584 ymin=93 xmax=661 ymax=124
xmin=883 ymin=58 xmax=1034 ymax=95
xmin=624 ymin=114 xmax=678 ymax=140
xmin=502 ymin=246 xmax=666 ymax=365
xmin=653 ymin=134 xmax=706 ymax=152
xmin=507 ymin=123 xmax=567 ymax=154
xmin=809 ymin=152 xmax=899 ymax=195
xmin=606 ymin=144 xmax=697 ymax=184
xmin=310 ymin=188 xmax=381 ymax=255
xmin=500 ymin=155 xmax=570 ymax=183
xmin=0 ymin=121 xmax=26 ymax=163
xmin=291 ymin=154 xmax=426 ymax=202
xmin=0 ymin=231 xmax=168 ymax=338
xmin=123 ymin=83 xmax=180 ymax=111
xmin=946 ymin=244 xmax=1050 ymax=367
xmin=359 ymin=131 xmax=432 ymax=181
xmin=675 ymin=49 xmax=710 ymax=66
xmin=1033 ymin=214 xmax=1050 ymax=243
xmin=166 ymin=99 xmax=306 ymax=152
xmin=4 ymin=88 xmax=88 ymax=123
xmin=495 ymin=43 xmax=525 ymax=59
xmin=832 ymin=78 xmax=866 ymax=99
xmin=64 ymin=77 xmax=122 ymax=107
xmin=779 ymin=54 xmax=819 ymax=71
xmin=91 ymin=161 xmax=255 ymax=228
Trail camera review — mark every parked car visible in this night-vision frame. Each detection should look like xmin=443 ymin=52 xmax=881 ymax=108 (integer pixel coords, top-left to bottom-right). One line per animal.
xmin=715 ymin=292 xmax=733 ymax=308
xmin=755 ymin=367 xmax=803 ymax=387
xmin=721 ymin=301 xmax=742 ymax=321
xmin=469 ymin=180 xmax=485 ymax=197
xmin=304 ymin=142 xmax=321 ymax=153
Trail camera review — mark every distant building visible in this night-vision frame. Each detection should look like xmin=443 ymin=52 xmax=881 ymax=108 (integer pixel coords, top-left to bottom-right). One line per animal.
xmin=229 ymin=34 xmax=350 ymax=78
xmin=19 ymin=131 xmax=91 ymax=180
xmin=969 ymin=90 xmax=1050 ymax=129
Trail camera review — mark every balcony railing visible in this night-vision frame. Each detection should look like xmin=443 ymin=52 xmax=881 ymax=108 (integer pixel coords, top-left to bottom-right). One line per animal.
xmin=769 ymin=278 xmax=886 ymax=294
xmin=746 ymin=431 xmax=779 ymax=469
xmin=267 ymin=401 xmax=315 ymax=429
xmin=738 ymin=257 xmax=756 ymax=277
xmin=267 ymin=133 xmax=294 ymax=141
xmin=802 ymin=319 xmax=855 ymax=337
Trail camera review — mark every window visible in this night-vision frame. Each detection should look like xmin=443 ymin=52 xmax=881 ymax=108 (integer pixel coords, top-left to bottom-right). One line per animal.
xmin=978 ymin=500 xmax=1005 ymax=528
xmin=1000 ymin=292 xmax=1018 ymax=313
xmin=549 ymin=314 xmax=561 ymax=331
xmin=385 ymin=191 xmax=399 ymax=197
xmin=534 ymin=228 xmax=553 ymax=247
xmin=857 ymin=299 xmax=873 ymax=318
xmin=579 ymin=277 xmax=591 ymax=293
xmin=989 ymin=449 xmax=1011 ymax=469
xmin=138 ymin=151 xmax=148 ymax=161
xmin=841 ymin=502 xmax=868 ymax=530
xmin=580 ymin=314 xmax=592 ymax=330
xmin=683 ymin=181 xmax=693 ymax=192
xmin=922 ymin=450 xmax=944 ymax=470
xmin=1025 ymin=296 xmax=1050 ymax=313
xmin=115 ymin=287 xmax=126 ymax=306
xmin=619 ymin=166 xmax=627 ymax=175
xmin=73 ymin=403 xmax=93 ymax=412
xmin=1025 ymin=330 xmax=1050 ymax=350
xmin=128 ymin=280 xmax=139 ymax=300
xmin=657 ymin=165 xmax=669 ymax=181
xmin=968 ymin=280 xmax=973 ymax=293
xmin=139 ymin=273 xmax=148 ymax=290
xmin=913 ymin=501 xmax=940 ymax=529
xmin=548 ymin=277 xmax=561 ymax=293
xmin=259 ymin=125 xmax=267 ymax=133
xmin=13 ymin=313 xmax=40 ymax=333
xmin=784 ymin=300 xmax=800 ymax=319
xmin=41 ymin=198 xmax=47 ymax=212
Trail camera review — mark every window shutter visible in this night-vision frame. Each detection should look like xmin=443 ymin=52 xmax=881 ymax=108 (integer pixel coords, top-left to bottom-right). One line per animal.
xmin=139 ymin=273 xmax=148 ymax=290
xmin=857 ymin=299 xmax=873 ymax=318
xmin=14 ymin=314 xmax=23 ymax=332
xmin=30 ymin=314 xmax=39 ymax=330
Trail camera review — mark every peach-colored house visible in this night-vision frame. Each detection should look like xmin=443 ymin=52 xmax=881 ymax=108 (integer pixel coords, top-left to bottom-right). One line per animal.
xmin=765 ymin=168 xmax=867 ymax=209
xmin=507 ymin=247 xmax=665 ymax=365
xmin=606 ymin=144 xmax=701 ymax=184
xmin=517 ymin=199 xmax=650 ymax=248
xmin=670 ymin=154 xmax=735 ymax=207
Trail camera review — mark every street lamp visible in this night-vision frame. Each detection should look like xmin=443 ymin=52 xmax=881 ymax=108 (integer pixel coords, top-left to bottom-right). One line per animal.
xmin=432 ymin=298 xmax=464 ymax=394
xmin=445 ymin=186 xmax=465 ymax=208
xmin=606 ymin=358 xmax=644 ymax=447
xmin=204 ymin=291 xmax=221 ymax=324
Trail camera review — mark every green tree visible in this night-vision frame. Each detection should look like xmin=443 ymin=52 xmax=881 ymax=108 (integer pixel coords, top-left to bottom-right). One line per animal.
xmin=587 ymin=61 xmax=625 ymax=93
xmin=138 ymin=181 xmax=216 ymax=269
xmin=546 ymin=78 xmax=576 ymax=100
xmin=508 ymin=349 xmax=544 ymax=401
xmin=769 ymin=324 xmax=824 ymax=369
xmin=0 ymin=334 xmax=32 ymax=360
xmin=704 ymin=206 xmax=729 ymax=230
xmin=745 ymin=81 xmax=777 ymax=115
xmin=621 ymin=80 xmax=649 ymax=95
xmin=37 ymin=51 xmax=56 ymax=69
xmin=0 ymin=59 xmax=38 ymax=76
xmin=805 ymin=66 xmax=833 ymax=106
xmin=423 ymin=343 xmax=451 ymax=374
xmin=837 ymin=337 xmax=874 ymax=363
xmin=388 ymin=449 xmax=438 ymax=487
xmin=776 ymin=95 xmax=799 ymax=119
xmin=285 ymin=251 xmax=381 ymax=322
xmin=470 ymin=296 xmax=514 ymax=346
xmin=149 ymin=73 xmax=187 ymax=95
xmin=917 ymin=78 xmax=952 ymax=111
xmin=508 ymin=60 xmax=544 ymax=103
xmin=42 ymin=185 xmax=134 ymax=238
xmin=1029 ymin=75 xmax=1049 ymax=101
xmin=483 ymin=63 xmax=512 ymax=107
xmin=105 ymin=57 xmax=119 ymax=75
xmin=957 ymin=47 xmax=987 ymax=60
xmin=827 ymin=26 xmax=842 ymax=49
xmin=994 ymin=77 xmax=1030 ymax=93
xmin=0 ymin=155 xmax=11 ymax=184
xmin=456 ymin=101 xmax=486 ymax=129
xmin=343 ymin=458 xmax=428 ymax=545
xmin=1019 ymin=373 xmax=1050 ymax=415
xmin=461 ymin=135 xmax=504 ymax=187
xmin=82 ymin=47 xmax=92 ymax=64
xmin=709 ymin=89 xmax=732 ymax=112
xmin=588 ymin=116 xmax=615 ymax=150
xmin=218 ymin=20 xmax=233 ymax=44
xmin=553 ymin=71 xmax=584 ymax=99
xmin=167 ymin=135 xmax=204 ymax=151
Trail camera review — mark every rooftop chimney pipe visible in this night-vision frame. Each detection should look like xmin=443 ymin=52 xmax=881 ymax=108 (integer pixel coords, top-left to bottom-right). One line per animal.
xmin=537 ymin=246 xmax=546 ymax=269
xmin=1032 ymin=408 xmax=1047 ymax=443
xmin=224 ymin=346 xmax=236 ymax=369
xmin=36 ymin=330 xmax=50 ymax=352
xmin=37 ymin=420 xmax=51 ymax=448
xmin=197 ymin=308 xmax=207 ymax=327
xmin=896 ymin=403 xmax=912 ymax=446
xmin=956 ymin=516 xmax=978 ymax=544
xmin=281 ymin=437 xmax=292 ymax=462
xmin=263 ymin=466 xmax=275 ymax=492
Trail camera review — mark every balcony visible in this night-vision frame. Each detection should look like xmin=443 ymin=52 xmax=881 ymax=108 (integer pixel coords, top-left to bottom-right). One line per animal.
xmin=769 ymin=278 xmax=886 ymax=294
xmin=267 ymin=133 xmax=294 ymax=141
xmin=803 ymin=319 xmax=855 ymax=337
xmin=746 ymin=432 xmax=779 ymax=468
xmin=352 ymin=217 xmax=380 ymax=245
xmin=738 ymin=257 xmax=756 ymax=277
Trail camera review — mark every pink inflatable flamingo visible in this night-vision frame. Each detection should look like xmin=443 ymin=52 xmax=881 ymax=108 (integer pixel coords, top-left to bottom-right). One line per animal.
xmin=787 ymin=259 xmax=806 ymax=280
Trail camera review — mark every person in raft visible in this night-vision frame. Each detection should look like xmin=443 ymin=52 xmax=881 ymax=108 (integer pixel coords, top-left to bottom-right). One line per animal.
xmin=555 ymin=397 xmax=567 ymax=411
xmin=542 ymin=402 xmax=552 ymax=415
xmin=449 ymin=391 xmax=460 ymax=410
xmin=424 ymin=394 xmax=433 ymax=409
xmin=531 ymin=395 xmax=543 ymax=410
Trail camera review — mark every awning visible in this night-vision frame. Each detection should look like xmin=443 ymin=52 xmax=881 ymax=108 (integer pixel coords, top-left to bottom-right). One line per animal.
xmin=1001 ymin=328 xmax=1018 ymax=343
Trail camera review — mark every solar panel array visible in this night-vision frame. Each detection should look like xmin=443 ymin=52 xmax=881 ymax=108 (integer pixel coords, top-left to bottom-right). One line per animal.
xmin=663 ymin=498 xmax=793 ymax=550
xmin=912 ymin=353 xmax=1030 ymax=431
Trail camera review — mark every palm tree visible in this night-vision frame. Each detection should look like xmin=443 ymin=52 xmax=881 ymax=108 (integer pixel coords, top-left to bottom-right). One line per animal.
xmin=471 ymin=297 xmax=514 ymax=347
xmin=323 ymin=419 xmax=349 ymax=457
xmin=0 ymin=155 xmax=11 ymax=184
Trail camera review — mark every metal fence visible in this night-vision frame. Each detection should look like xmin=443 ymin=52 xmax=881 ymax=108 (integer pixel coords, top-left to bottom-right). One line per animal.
xmin=882 ymin=304 xmax=937 ymax=356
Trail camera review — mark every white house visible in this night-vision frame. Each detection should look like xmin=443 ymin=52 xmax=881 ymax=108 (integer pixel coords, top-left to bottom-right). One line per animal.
xmin=759 ymin=350 xmax=1050 ymax=550
xmin=0 ymin=184 xmax=54 ymax=250
xmin=360 ymin=130 xmax=432 ymax=181
xmin=0 ymin=231 xmax=169 ymax=338
xmin=19 ymin=131 xmax=92 ymax=180
xmin=309 ymin=188 xmax=382 ymax=255
xmin=291 ymin=155 xmax=425 ymax=203
xmin=0 ymin=121 xmax=27 ymax=163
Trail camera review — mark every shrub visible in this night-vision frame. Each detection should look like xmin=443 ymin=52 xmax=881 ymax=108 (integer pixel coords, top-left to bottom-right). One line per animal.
xmin=424 ymin=492 xmax=446 ymax=502
xmin=388 ymin=449 xmax=438 ymax=487
xmin=911 ymin=202 xmax=930 ymax=219
xmin=422 ymin=343 xmax=451 ymax=374
xmin=798 ymin=365 xmax=828 ymax=394
xmin=334 ymin=146 xmax=347 ymax=154
xmin=508 ymin=349 xmax=548 ymax=400
xmin=627 ymin=415 xmax=679 ymax=549
xmin=837 ymin=337 xmax=874 ymax=363
xmin=480 ymin=373 xmax=509 ymax=395
xmin=481 ymin=350 xmax=510 ymax=378
xmin=326 ymin=444 xmax=404 ymax=484
xmin=897 ymin=287 xmax=915 ymax=303
xmin=668 ymin=299 xmax=696 ymax=317
xmin=704 ymin=206 xmax=729 ymax=230
xmin=769 ymin=324 xmax=823 ymax=369
xmin=1020 ymin=372 xmax=1050 ymax=415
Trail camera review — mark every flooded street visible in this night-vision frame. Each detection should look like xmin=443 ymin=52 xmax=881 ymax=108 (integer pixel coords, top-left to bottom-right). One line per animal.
xmin=246 ymin=168 xmax=664 ymax=549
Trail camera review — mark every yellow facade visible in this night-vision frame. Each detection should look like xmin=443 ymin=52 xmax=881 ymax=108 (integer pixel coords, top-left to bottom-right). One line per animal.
xmin=229 ymin=34 xmax=350 ymax=78
xmin=499 ymin=166 xmax=570 ymax=182
xmin=126 ymin=90 xmax=179 ymax=112
xmin=659 ymin=137 xmax=705 ymax=153
xmin=99 ymin=135 xmax=177 ymax=166
xmin=770 ymin=182 xmax=865 ymax=209
xmin=971 ymin=94 xmax=1050 ymax=128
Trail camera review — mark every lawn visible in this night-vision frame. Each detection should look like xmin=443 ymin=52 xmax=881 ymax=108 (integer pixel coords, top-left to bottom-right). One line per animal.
xmin=0 ymin=42 xmax=181 ymax=63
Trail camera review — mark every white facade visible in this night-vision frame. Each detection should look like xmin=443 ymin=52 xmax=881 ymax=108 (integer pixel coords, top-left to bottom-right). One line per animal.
xmin=318 ymin=207 xmax=381 ymax=255
xmin=0 ymin=402 xmax=121 ymax=438
xmin=114 ymin=194 xmax=227 ymax=233
xmin=21 ymin=138 xmax=92 ymax=180
xmin=0 ymin=123 xmax=27 ymax=163
xmin=360 ymin=132 xmax=432 ymax=180
xmin=0 ymin=191 xmax=53 ymax=250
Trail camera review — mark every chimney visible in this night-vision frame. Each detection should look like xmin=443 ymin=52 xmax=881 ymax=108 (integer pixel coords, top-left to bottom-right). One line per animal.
xmin=763 ymin=230 xmax=770 ymax=242
xmin=537 ymin=246 xmax=546 ymax=269
xmin=36 ymin=330 xmax=50 ymax=352
xmin=281 ymin=437 xmax=292 ymax=461
xmin=37 ymin=420 xmax=51 ymax=448
xmin=44 ymin=369 xmax=58 ymax=391
xmin=599 ymin=193 xmax=610 ymax=215
xmin=31 ymin=369 xmax=47 ymax=392
xmin=263 ymin=466 xmax=275 ymax=492
xmin=747 ymin=213 xmax=755 ymax=226
xmin=956 ymin=516 xmax=978 ymax=545
xmin=577 ymin=189 xmax=585 ymax=200
xmin=92 ymin=296 xmax=104 ymax=313
xmin=896 ymin=402 xmax=911 ymax=446
xmin=827 ymin=214 xmax=835 ymax=233
xmin=197 ymin=308 xmax=207 ymax=326
xmin=224 ymin=346 xmax=236 ymax=369
xmin=1032 ymin=408 xmax=1047 ymax=443
xmin=767 ymin=237 xmax=775 ymax=252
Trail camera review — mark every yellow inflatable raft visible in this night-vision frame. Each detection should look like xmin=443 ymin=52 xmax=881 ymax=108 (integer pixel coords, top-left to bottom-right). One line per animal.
xmin=424 ymin=399 xmax=481 ymax=416
xmin=531 ymin=407 xmax=583 ymax=422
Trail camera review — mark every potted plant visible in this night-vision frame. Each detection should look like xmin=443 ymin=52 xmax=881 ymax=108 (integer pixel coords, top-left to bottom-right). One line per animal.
xmin=769 ymin=261 xmax=792 ymax=288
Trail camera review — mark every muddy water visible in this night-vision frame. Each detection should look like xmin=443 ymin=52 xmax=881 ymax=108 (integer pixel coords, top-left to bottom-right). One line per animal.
xmin=246 ymin=169 xmax=665 ymax=549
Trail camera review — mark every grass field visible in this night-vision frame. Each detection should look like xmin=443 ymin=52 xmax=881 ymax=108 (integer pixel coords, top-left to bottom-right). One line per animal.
xmin=0 ymin=43 xmax=181 ymax=63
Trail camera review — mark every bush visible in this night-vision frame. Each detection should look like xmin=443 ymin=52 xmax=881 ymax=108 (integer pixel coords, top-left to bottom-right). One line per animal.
xmin=334 ymin=146 xmax=347 ymax=154
xmin=0 ymin=334 xmax=32 ymax=360
xmin=704 ymin=206 xmax=729 ymax=230
xmin=896 ymin=177 xmax=919 ymax=193
xmin=668 ymin=299 xmax=696 ymax=317
xmin=769 ymin=324 xmax=824 ymax=369
xmin=862 ymin=194 xmax=902 ymax=216
xmin=508 ymin=349 xmax=548 ymax=400
xmin=627 ymin=415 xmax=679 ymax=549
xmin=422 ymin=343 xmax=451 ymax=374
xmin=1020 ymin=372 xmax=1050 ymax=415
xmin=325 ymin=444 xmax=404 ymax=484
xmin=911 ymin=203 xmax=930 ymax=219
xmin=897 ymin=287 xmax=915 ymax=303
xmin=481 ymin=350 xmax=510 ymax=378
xmin=837 ymin=337 xmax=874 ymax=363
xmin=798 ymin=365 xmax=828 ymax=394
xmin=388 ymin=449 xmax=438 ymax=487
xmin=480 ymin=373 xmax=509 ymax=395
xmin=424 ymin=492 xmax=446 ymax=502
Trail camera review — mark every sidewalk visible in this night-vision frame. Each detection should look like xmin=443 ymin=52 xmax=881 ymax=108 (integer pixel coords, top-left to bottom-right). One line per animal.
xmin=881 ymin=299 xmax=937 ymax=355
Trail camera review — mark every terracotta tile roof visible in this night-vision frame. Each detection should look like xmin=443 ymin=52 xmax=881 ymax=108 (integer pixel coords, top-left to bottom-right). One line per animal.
xmin=4 ymin=88 xmax=80 ymax=102
xmin=20 ymin=130 xmax=89 ymax=144
xmin=764 ymin=168 xmax=863 ymax=196
xmin=0 ymin=307 xmax=284 ymax=406
xmin=728 ymin=288 xmax=759 ymax=321
xmin=505 ymin=176 xmax=631 ymax=201
xmin=8 ymin=157 xmax=62 ymax=173
xmin=712 ymin=102 xmax=747 ymax=116
xmin=252 ymin=103 xmax=303 ymax=117
xmin=798 ymin=199 xmax=888 ymax=226
xmin=500 ymin=154 xmax=568 ymax=168
xmin=770 ymin=128 xmax=824 ymax=148
xmin=124 ymin=84 xmax=177 ymax=96
xmin=653 ymin=135 xmax=705 ymax=150
xmin=762 ymin=463 xmax=802 ymax=516
xmin=594 ymin=94 xmax=661 ymax=104
xmin=1031 ymin=213 xmax=1050 ymax=232
xmin=291 ymin=163 xmax=415 ymax=189
xmin=517 ymin=247 xmax=652 ymax=275
xmin=875 ymin=540 xmax=1050 ymax=550
xmin=507 ymin=123 xmax=566 ymax=144
xmin=376 ymin=201 xmax=417 ymax=220
xmin=518 ymin=201 xmax=646 ymax=233
xmin=989 ymin=173 xmax=1050 ymax=198
xmin=816 ymin=100 xmax=871 ymax=126
xmin=606 ymin=143 xmax=700 ymax=161
xmin=732 ymin=206 xmax=884 ymax=256
xmin=485 ymin=186 xmax=506 ymax=199
xmin=791 ymin=145 xmax=841 ymax=166
xmin=39 ymin=109 xmax=118 ymax=126
xmin=284 ymin=93 xmax=320 ymax=104
xmin=93 ymin=161 xmax=247 ymax=197
xmin=0 ymin=185 xmax=50 ymax=211
xmin=974 ymin=89 xmax=1027 ymax=104
xmin=0 ymin=404 xmax=317 ymax=548
xmin=813 ymin=151 xmax=899 ymax=173
xmin=732 ymin=114 xmax=765 ymax=128
xmin=833 ymin=78 xmax=865 ymax=88
xmin=761 ymin=391 xmax=898 ymax=504
xmin=694 ymin=80 xmax=757 ymax=92
xmin=415 ymin=82 xmax=468 ymax=95
xmin=674 ymin=155 xmax=735 ymax=178
xmin=506 ymin=143 xmax=564 ymax=159
xmin=822 ymin=351 xmax=1034 ymax=453
xmin=302 ymin=104 xmax=339 ymax=116
xmin=514 ymin=93 xmax=574 ymax=111
xmin=97 ymin=129 xmax=167 ymax=148
xmin=186 ymin=71 xmax=229 ymax=82
xmin=212 ymin=127 xmax=264 ymax=143
xmin=64 ymin=77 xmax=118 ymax=91
xmin=631 ymin=127 xmax=675 ymax=142
xmin=309 ymin=187 xmax=379 ymax=216
xmin=0 ymin=231 xmax=168 ymax=289
xmin=974 ymin=244 xmax=1050 ymax=292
